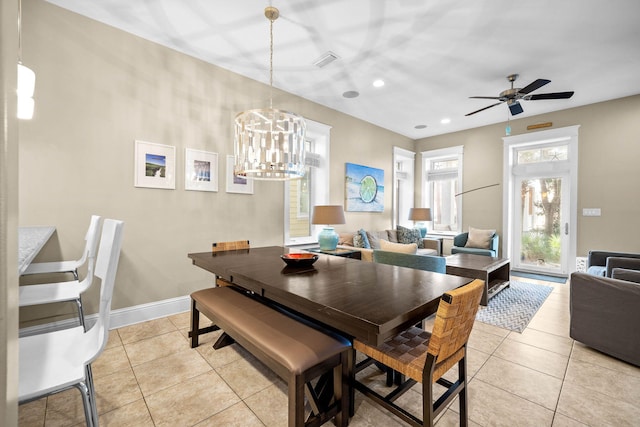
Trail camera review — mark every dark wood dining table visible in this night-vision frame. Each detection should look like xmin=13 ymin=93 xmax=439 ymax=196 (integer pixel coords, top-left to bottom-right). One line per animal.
xmin=188 ymin=246 xmax=474 ymax=346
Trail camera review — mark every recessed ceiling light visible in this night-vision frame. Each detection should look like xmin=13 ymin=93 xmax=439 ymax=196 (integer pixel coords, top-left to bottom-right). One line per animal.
xmin=441 ymin=118 xmax=451 ymax=124
xmin=414 ymin=124 xmax=427 ymax=129
xmin=343 ymin=91 xmax=360 ymax=98
xmin=373 ymin=79 xmax=385 ymax=88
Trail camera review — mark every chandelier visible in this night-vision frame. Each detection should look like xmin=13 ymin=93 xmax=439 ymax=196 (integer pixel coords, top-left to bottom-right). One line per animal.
xmin=233 ymin=6 xmax=307 ymax=180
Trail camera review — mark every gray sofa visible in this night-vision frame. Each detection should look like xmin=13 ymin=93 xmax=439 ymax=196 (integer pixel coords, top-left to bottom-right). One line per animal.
xmin=586 ymin=250 xmax=640 ymax=277
xmin=570 ymin=272 xmax=640 ymax=366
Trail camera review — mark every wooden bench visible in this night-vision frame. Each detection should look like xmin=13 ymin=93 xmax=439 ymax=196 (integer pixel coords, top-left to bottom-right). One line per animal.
xmin=190 ymin=286 xmax=350 ymax=427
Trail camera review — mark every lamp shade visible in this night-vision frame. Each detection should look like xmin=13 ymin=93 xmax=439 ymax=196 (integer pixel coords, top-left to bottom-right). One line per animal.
xmin=311 ymin=205 xmax=346 ymax=225
xmin=408 ymin=208 xmax=432 ymax=221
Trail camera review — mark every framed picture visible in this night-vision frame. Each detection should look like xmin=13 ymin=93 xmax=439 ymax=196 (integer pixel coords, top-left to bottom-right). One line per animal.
xmin=226 ymin=155 xmax=254 ymax=194
xmin=185 ymin=148 xmax=218 ymax=192
xmin=345 ymin=162 xmax=384 ymax=212
xmin=134 ymin=140 xmax=176 ymax=189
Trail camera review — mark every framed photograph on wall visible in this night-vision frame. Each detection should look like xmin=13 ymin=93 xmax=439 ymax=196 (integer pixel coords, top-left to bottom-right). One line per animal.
xmin=134 ymin=140 xmax=176 ymax=189
xmin=185 ymin=148 xmax=218 ymax=192
xmin=226 ymin=155 xmax=253 ymax=194
xmin=345 ymin=162 xmax=384 ymax=212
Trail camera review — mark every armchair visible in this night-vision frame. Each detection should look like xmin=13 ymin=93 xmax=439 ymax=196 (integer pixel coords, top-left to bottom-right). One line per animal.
xmin=570 ymin=272 xmax=640 ymax=366
xmin=586 ymin=250 xmax=640 ymax=277
xmin=451 ymin=230 xmax=499 ymax=257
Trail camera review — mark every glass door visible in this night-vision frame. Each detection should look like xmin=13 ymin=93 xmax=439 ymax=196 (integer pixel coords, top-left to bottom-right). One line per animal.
xmin=513 ymin=174 xmax=570 ymax=275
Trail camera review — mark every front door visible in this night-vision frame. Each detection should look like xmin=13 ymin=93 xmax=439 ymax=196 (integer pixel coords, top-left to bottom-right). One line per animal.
xmin=512 ymin=174 xmax=570 ymax=276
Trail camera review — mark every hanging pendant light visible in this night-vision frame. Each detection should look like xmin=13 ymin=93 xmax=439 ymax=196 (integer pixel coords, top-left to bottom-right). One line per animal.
xmin=234 ymin=6 xmax=307 ymax=181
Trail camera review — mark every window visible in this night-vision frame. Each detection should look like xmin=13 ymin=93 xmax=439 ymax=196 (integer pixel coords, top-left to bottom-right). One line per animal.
xmin=284 ymin=119 xmax=331 ymax=246
xmin=421 ymin=146 xmax=463 ymax=234
xmin=392 ymin=147 xmax=415 ymax=228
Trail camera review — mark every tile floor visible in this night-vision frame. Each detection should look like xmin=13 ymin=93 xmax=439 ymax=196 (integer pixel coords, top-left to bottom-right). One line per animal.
xmin=18 ymin=276 xmax=640 ymax=426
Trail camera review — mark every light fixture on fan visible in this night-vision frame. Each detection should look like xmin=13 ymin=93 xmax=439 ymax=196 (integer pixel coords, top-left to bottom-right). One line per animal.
xmin=233 ymin=6 xmax=307 ymax=181
xmin=17 ymin=0 xmax=35 ymax=120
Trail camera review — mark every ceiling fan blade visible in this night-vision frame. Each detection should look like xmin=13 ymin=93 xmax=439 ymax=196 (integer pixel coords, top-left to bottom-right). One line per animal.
xmin=465 ymin=102 xmax=503 ymax=116
xmin=527 ymin=91 xmax=575 ymax=100
xmin=469 ymin=96 xmax=502 ymax=100
xmin=508 ymin=100 xmax=524 ymax=115
xmin=519 ymin=79 xmax=551 ymax=94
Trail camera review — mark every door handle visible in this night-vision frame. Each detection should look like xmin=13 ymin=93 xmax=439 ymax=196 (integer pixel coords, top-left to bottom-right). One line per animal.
xmin=564 ymin=223 xmax=569 ymax=235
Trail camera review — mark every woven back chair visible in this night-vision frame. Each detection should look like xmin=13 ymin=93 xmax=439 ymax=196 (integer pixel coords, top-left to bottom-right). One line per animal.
xmin=353 ymin=278 xmax=484 ymax=427
xmin=211 ymin=240 xmax=250 ymax=252
xmin=211 ymin=240 xmax=250 ymax=286
xmin=188 ymin=240 xmax=251 ymax=343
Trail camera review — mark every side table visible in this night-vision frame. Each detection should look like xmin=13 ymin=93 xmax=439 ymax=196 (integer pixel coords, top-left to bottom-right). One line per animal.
xmin=445 ymin=253 xmax=510 ymax=305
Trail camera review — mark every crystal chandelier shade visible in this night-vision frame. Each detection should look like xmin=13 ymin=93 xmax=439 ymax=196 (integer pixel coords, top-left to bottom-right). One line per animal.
xmin=233 ymin=6 xmax=307 ymax=181
xmin=234 ymin=108 xmax=306 ymax=180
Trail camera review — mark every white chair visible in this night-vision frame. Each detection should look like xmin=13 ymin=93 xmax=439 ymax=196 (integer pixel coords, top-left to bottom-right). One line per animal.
xmin=19 ymin=219 xmax=124 ymax=427
xmin=21 ymin=215 xmax=101 ymax=280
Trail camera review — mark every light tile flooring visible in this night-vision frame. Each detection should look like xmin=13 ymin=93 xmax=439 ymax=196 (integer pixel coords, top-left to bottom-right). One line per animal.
xmin=18 ymin=277 xmax=640 ymax=426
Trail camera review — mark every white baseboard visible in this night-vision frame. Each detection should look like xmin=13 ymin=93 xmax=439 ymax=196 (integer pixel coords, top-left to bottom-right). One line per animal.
xmin=19 ymin=295 xmax=191 ymax=337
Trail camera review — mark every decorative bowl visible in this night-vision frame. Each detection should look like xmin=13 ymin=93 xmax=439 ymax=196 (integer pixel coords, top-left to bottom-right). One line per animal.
xmin=280 ymin=253 xmax=319 ymax=267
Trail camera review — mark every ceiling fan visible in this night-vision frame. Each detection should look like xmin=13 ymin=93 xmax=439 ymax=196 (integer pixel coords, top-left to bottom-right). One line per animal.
xmin=465 ymin=74 xmax=574 ymax=116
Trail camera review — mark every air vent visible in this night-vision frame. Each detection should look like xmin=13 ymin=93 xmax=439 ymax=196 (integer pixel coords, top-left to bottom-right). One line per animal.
xmin=313 ymin=51 xmax=339 ymax=68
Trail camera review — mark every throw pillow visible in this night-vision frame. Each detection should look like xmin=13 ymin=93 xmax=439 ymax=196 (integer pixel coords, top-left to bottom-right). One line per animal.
xmin=465 ymin=227 xmax=495 ymax=249
xmin=366 ymin=231 xmax=381 ymax=249
xmin=353 ymin=233 xmax=366 ymax=248
xmin=380 ymin=239 xmax=418 ymax=254
xmin=358 ymin=229 xmax=371 ymax=249
xmin=338 ymin=232 xmax=355 ymax=246
xmin=396 ymin=225 xmax=424 ymax=249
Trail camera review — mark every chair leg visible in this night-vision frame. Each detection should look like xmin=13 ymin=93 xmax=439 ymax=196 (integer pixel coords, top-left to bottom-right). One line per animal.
xmin=74 ymin=381 xmax=95 ymax=427
xmin=458 ymin=356 xmax=469 ymax=427
xmin=190 ymin=299 xmax=200 ymax=348
xmin=72 ymin=268 xmax=79 ymax=281
xmin=423 ymin=379 xmax=434 ymax=427
xmin=75 ymin=297 xmax=86 ymax=331
xmin=85 ymin=364 xmax=99 ymax=427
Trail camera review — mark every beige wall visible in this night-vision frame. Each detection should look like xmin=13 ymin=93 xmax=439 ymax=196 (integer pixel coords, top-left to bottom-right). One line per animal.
xmin=2 ymin=0 xmax=19 ymax=423
xmin=18 ymin=0 xmax=413 ymax=324
xmin=415 ymin=95 xmax=640 ymax=257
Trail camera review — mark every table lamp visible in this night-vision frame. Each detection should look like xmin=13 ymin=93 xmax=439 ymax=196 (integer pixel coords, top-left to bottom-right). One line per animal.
xmin=311 ymin=205 xmax=346 ymax=251
xmin=408 ymin=207 xmax=432 ymax=237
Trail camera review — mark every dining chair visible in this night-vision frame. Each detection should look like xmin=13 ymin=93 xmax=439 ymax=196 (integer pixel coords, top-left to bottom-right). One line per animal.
xmin=353 ymin=278 xmax=484 ymax=427
xmin=19 ymin=248 xmax=98 ymax=330
xmin=211 ymin=240 xmax=250 ymax=287
xmin=21 ymin=215 xmax=102 ymax=280
xmin=373 ymin=250 xmax=446 ymax=273
xmin=19 ymin=219 xmax=124 ymax=427
xmin=188 ymin=240 xmax=250 ymax=343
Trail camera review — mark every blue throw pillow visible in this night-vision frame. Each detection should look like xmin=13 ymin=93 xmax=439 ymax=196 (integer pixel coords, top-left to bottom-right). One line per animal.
xmin=358 ymin=229 xmax=371 ymax=249
xmin=396 ymin=225 xmax=424 ymax=249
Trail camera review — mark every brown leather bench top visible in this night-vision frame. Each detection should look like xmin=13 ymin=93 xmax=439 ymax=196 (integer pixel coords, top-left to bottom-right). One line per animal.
xmin=192 ymin=287 xmax=350 ymax=375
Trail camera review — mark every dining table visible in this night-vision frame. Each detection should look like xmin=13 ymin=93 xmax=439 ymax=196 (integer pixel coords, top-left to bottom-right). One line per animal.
xmin=18 ymin=226 xmax=56 ymax=275
xmin=188 ymin=246 xmax=474 ymax=346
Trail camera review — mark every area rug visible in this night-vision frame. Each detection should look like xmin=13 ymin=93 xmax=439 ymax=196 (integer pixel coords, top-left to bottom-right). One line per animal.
xmin=510 ymin=270 xmax=567 ymax=283
xmin=475 ymin=281 xmax=553 ymax=333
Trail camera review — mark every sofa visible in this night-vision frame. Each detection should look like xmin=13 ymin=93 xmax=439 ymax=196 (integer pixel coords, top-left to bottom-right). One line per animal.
xmin=337 ymin=226 xmax=441 ymax=262
xmin=570 ymin=272 xmax=640 ymax=366
xmin=586 ymin=250 xmax=640 ymax=277
xmin=451 ymin=228 xmax=499 ymax=257
xmin=373 ymin=250 xmax=446 ymax=273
